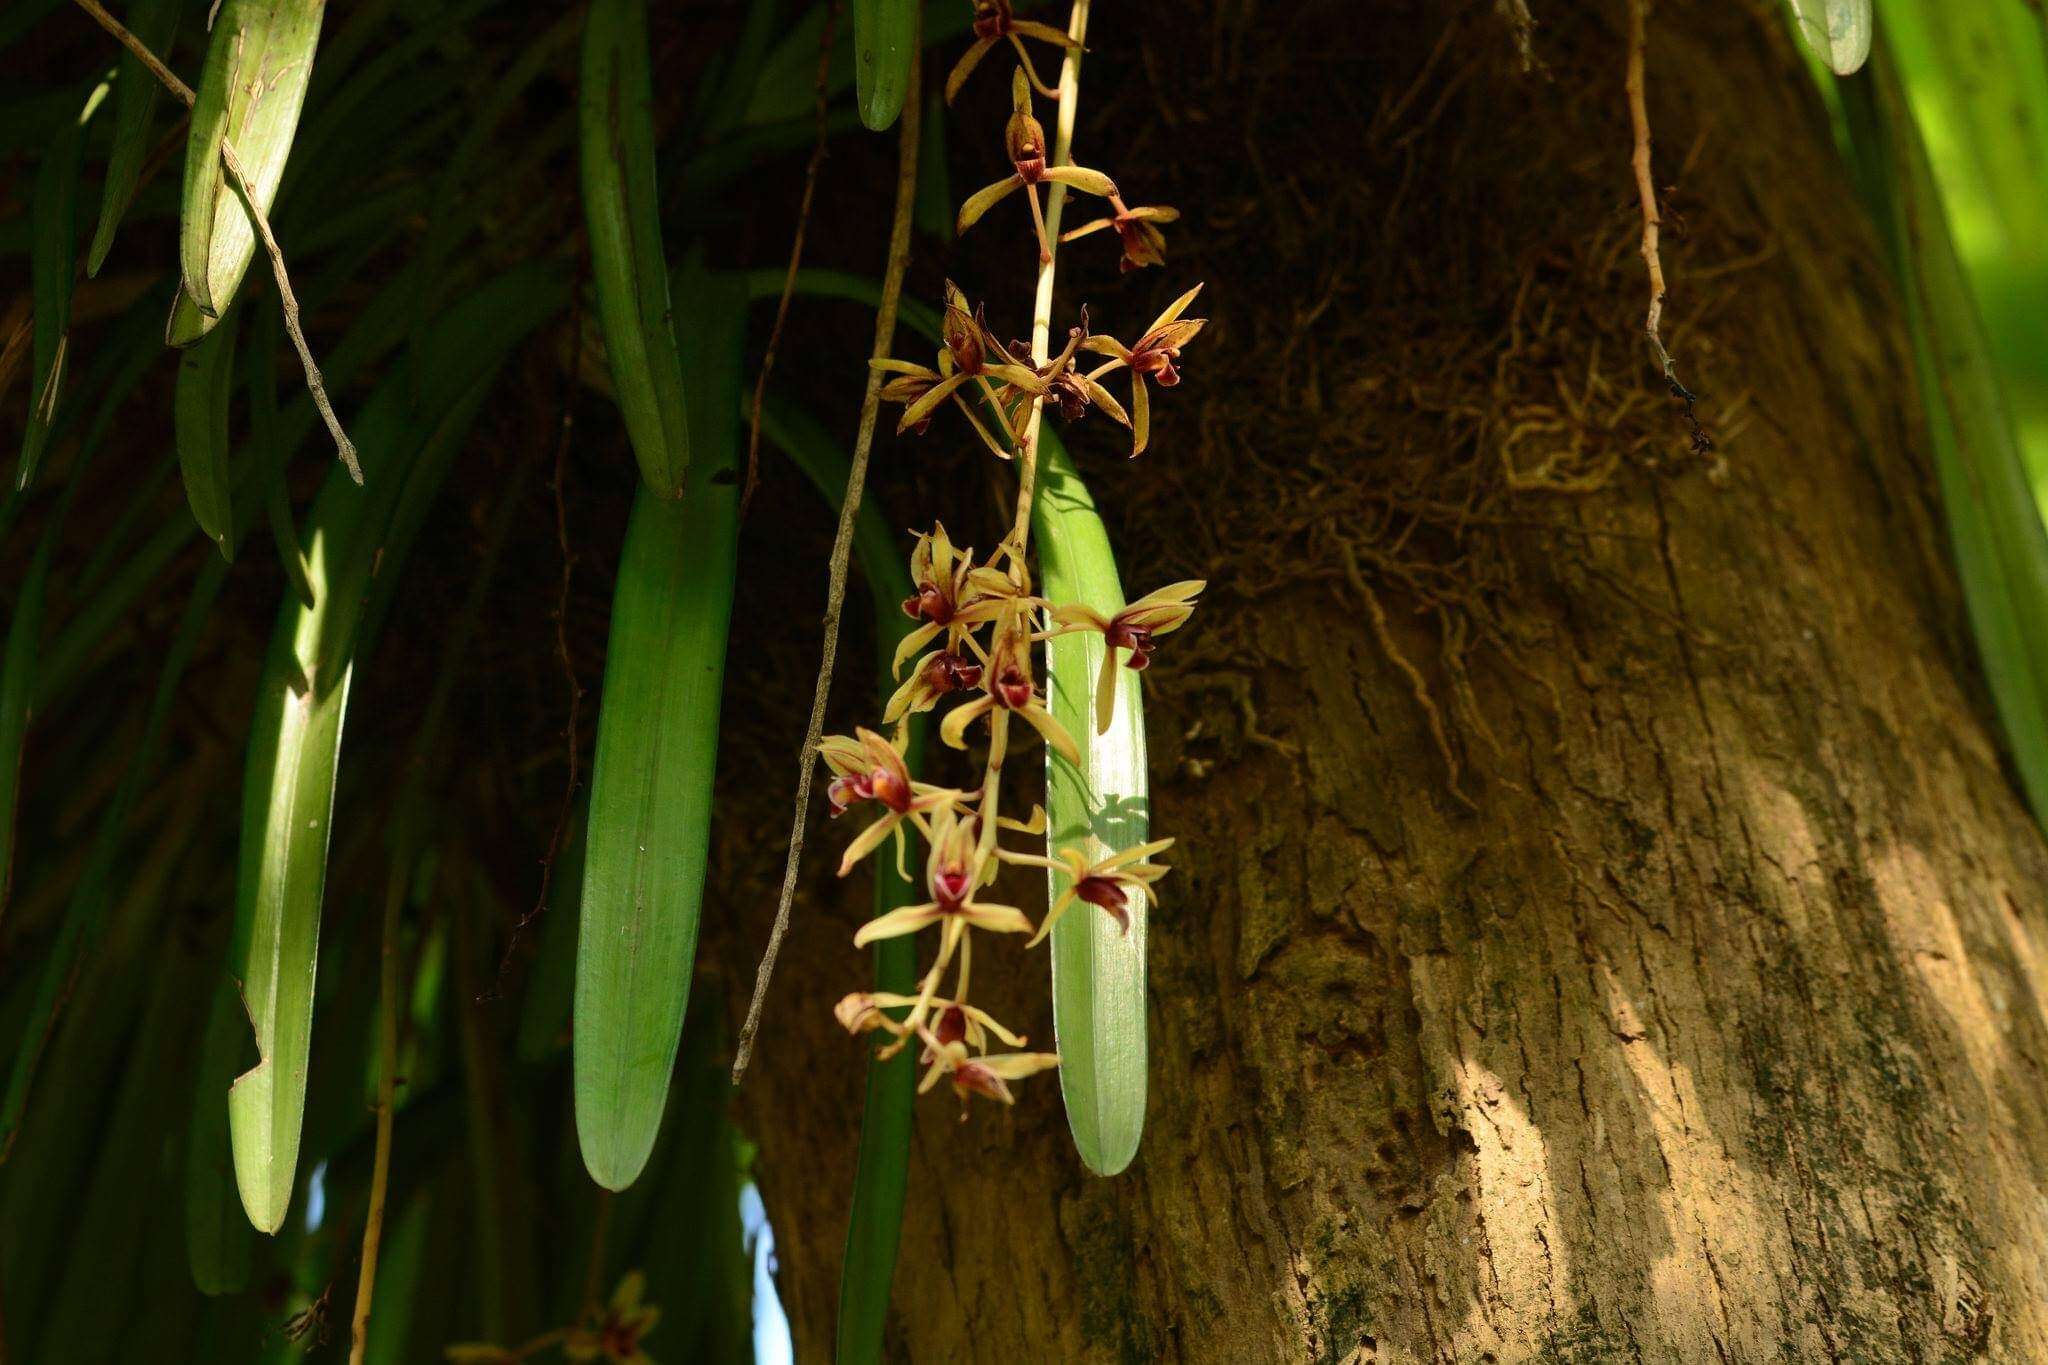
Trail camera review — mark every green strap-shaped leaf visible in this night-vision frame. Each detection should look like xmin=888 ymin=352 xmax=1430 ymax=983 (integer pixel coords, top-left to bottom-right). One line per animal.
xmin=573 ymin=270 xmax=745 ymax=1191
xmin=0 ymin=745 xmax=200 ymax=1330
xmin=581 ymin=0 xmax=692 ymax=498
xmin=187 ymin=977 xmax=255 ymax=1294
xmin=19 ymin=76 xmax=111 ymax=492
xmin=228 ymin=483 xmax=354 ymax=1235
xmin=35 ymin=264 xmax=423 ymax=713
xmin=250 ymin=306 xmax=316 ymax=609
xmin=635 ymin=1000 xmax=753 ymax=1361
xmin=913 ymin=91 xmax=952 ymax=240
xmin=571 ymin=490 xmax=737 ymax=1189
xmin=1788 ymin=0 xmax=1872 ymax=76
xmin=35 ymin=933 xmax=206 ymax=1364
xmin=0 ymin=526 xmax=51 ymax=922
xmin=1836 ymin=53 xmax=2048 ymax=823
xmin=229 ymin=267 xmax=567 ymax=1233
xmin=0 ymin=308 xmax=165 ymax=951
xmin=1034 ymin=428 xmax=1149 ymax=1176
xmin=361 ymin=1190 xmax=436 ymax=1363
xmin=86 ymin=0 xmax=181 ymax=277
xmin=853 ymin=0 xmax=917 ymax=130
xmin=755 ymin=394 xmax=920 ymax=1364
xmin=175 ymin=302 xmax=241 ymax=559
xmin=0 ymin=549 xmax=220 ymax=1168
xmin=176 ymin=0 xmax=325 ymax=336
xmin=742 ymin=0 xmax=979 ymax=127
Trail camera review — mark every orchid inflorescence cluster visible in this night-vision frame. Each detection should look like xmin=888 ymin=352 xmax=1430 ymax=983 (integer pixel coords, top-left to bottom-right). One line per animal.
xmin=826 ymin=2 xmax=1209 ymax=1116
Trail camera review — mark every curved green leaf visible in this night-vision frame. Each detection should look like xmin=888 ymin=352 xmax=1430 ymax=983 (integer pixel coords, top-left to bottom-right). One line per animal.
xmin=86 ymin=0 xmax=181 ymax=277
xmin=1837 ymin=52 xmax=2048 ymax=824
xmin=36 ymin=932 xmax=207 ymax=1364
xmin=250 ymin=306 xmax=316 ymax=609
xmin=574 ymin=270 xmax=744 ymax=1191
xmin=19 ymin=76 xmax=111 ymax=492
xmin=581 ymin=0 xmax=692 ymax=498
xmin=187 ymin=977 xmax=255 ymax=1294
xmin=635 ymin=999 xmax=752 ymax=1361
xmin=229 ymin=267 xmax=567 ymax=1232
xmin=175 ymin=0 xmax=326 ymax=337
xmin=572 ymin=484 xmax=739 ymax=1190
xmin=1033 ymin=428 xmax=1149 ymax=1176
xmin=853 ymin=0 xmax=917 ymax=131
xmin=0 ymin=525 xmax=50 ymax=922
xmin=175 ymin=302 xmax=241 ymax=559
xmin=1789 ymin=0 xmax=1872 ymax=76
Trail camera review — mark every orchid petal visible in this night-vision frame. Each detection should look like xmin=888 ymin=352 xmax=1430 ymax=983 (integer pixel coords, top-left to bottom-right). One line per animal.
xmin=1042 ymin=165 xmax=1118 ymax=198
xmin=853 ymin=901 xmax=943 ymax=947
xmin=944 ymin=35 xmax=998 ymax=105
xmin=957 ymin=175 xmax=1023 ymax=235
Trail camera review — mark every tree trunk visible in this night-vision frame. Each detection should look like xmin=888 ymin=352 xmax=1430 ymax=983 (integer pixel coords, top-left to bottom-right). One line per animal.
xmin=729 ymin=2 xmax=2048 ymax=1359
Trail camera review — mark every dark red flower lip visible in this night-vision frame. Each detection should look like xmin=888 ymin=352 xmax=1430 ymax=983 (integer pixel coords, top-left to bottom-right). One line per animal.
xmin=933 ymin=866 xmax=973 ymax=907
xmin=1076 ymin=876 xmax=1132 ymax=932
xmin=993 ymin=667 xmax=1035 ymax=710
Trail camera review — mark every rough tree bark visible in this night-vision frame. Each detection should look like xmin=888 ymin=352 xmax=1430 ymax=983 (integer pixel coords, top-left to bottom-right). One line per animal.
xmin=728 ymin=1 xmax=2048 ymax=1359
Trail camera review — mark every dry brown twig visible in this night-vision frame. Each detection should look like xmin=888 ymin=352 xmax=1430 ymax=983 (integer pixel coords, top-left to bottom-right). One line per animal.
xmin=1623 ymin=0 xmax=1711 ymax=457
xmin=347 ymin=862 xmax=409 ymax=1365
xmin=734 ymin=32 xmax=925 ymax=1082
xmin=71 ymin=0 xmax=361 ymax=481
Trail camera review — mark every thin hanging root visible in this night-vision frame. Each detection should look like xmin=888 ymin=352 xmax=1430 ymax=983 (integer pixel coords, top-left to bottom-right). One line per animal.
xmin=71 ymin=0 xmax=360 ymax=482
xmin=733 ymin=32 xmax=923 ymax=1085
xmin=1623 ymin=0 xmax=1710 ymax=458
xmin=742 ymin=0 xmax=838 ymax=514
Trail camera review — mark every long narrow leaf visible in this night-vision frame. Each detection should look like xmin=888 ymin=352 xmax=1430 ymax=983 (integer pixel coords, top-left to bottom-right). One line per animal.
xmin=227 ymin=485 xmax=353 ymax=1234
xmin=0 ymin=527 xmax=51 ymax=920
xmin=187 ymin=977 xmax=255 ymax=1294
xmin=228 ymin=267 xmax=567 ymax=1232
xmin=0 ymin=547 xmax=221 ymax=1167
xmin=1033 ymin=428 xmax=1149 ymax=1176
xmin=1835 ymin=52 xmax=2048 ymax=825
xmin=853 ymin=0 xmax=918 ymax=130
xmin=86 ymin=0 xmax=181 ymax=276
xmin=36 ymin=930 xmax=206 ymax=1364
xmin=250 ymin=306 xmax=315 ymax=609
xmin=174 ymin=0 xmax=326 ymax=339
xmin=574 ymin=271 xmax=744 ymax=1191
xmin=635 ymin=999 xmax=752 ymax=1361
xmin=19 ymin=76 xmax=111 ymax=491
xmin=0 ymin=309 xmax=166 ymax=946
xmin=175 ymin=302 xmax=241 ymax=559
xmin=1788 ymin=0 xmax=1872 ymax=75
xmin=581 ymin=0 xmax=692 ymax=498
xmin=0 ymin=789 xmax=193 ymax=1328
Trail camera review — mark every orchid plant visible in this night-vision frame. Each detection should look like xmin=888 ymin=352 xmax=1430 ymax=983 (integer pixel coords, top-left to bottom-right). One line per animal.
xmin=828 ymin=4 xmax=1210 ymax=1118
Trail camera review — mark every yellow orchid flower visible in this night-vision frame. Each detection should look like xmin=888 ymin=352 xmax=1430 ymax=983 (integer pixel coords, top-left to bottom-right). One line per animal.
xmin=945 ymin=0 xmax=1081 ymax=104
xmin=1082 ymin=282 xmax=1208 ymax=455
xmin=852 ymin=808 xmax=1034 ymax=947
xmin=1047 ymin=580 xmax=1205 ymax=729
xmin=957 ymin=70 xmax=1118 ymax=263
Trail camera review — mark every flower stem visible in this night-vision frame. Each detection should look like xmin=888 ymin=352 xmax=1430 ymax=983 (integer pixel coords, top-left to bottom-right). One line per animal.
xmin=1005 ymin=0 xmax=1092 ymax=569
